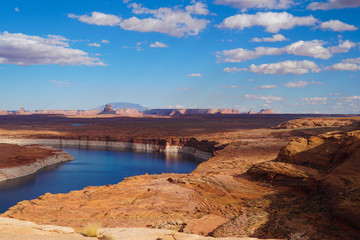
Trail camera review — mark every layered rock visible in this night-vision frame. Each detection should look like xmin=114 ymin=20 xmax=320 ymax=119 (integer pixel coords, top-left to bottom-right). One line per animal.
xmin=0 ymin=143 xmax=74 ymax=181
xmin=258 ymin=109 xmax=274 ymax=114
xmin=248 ymin=129 xmax=360 ymax=230
xmin=144 ymin=109 xmax=239 ymax=116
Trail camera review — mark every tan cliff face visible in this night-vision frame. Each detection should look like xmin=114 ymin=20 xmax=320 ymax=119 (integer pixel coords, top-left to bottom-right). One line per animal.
xmin=144 ymin=109 xmax=240 ymax=116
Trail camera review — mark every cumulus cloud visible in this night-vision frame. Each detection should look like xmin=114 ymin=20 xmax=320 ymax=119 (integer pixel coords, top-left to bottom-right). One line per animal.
xmin=15 ymin=7 xmax=19 ymax=12
xmin=343 ymin=57 xmax=360 ymax=64
xmin=248 ymin=60 xmax=320 ymax=75
xmin=251 ymin=34 xmax=288 ymax=42
xmin=256 ymin=85 xmax=277 ymax=89
xmin=188 ymin=73 xmax=202 ymax=77
xmin=68 ymin=12 xmax=122 ymax=26
xmin=217 ymin=40 xmax=355 ymax=62
xmin=328 ymin=40 xmax=357 ymax=53
xmin=319 ymin=20 xmax=357 ymax=31
xmin=214 ymin=0 xmax=294 ymax=10
xmin=326 ymin=63 xmax=360 ymax=71
xmin=219 ymin=12 xmax=317 ymax=33
xmin=285 ymin=80 xmax=323 ymax=88
xmin=307 ymin=0 xmax=360 ymax=10
xmin=301 ymin=97 xmax=327 ymax=105
xmin=326 ymin=57 xmax=360 ymax=71
xmin=150 ymin=41 xmax=169 ymax=48
xmin=101 ymin=39 xmax=110 ymax=44
xmin=0 ymin=31 xmax=105 ymax=66
xmin=245 ymin=94 xmax=283 ymax=103
xmin=120 ymin=2 xmax=210 ymax=37
xmin=88 ymin=43 xmax=101 ymax=47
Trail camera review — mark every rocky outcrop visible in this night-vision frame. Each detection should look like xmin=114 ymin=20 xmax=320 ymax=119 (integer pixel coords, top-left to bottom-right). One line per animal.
xmin=248 ymin=130 xmax=360 ymax=230
xmin=99 ymin=104 xmax=116 ymax=114
xmin=274 ymin=118 xmax=359 ymax=129
xmin=0 ymin=110 xmax=9 ymax=115
xmin=0 ymin=217 xmax=90 ymax=240
xmin=144 ymin=109 xmax=239 ymax=116
xmin=0 ymin=144 xmax=74 ymax=182
xmin=258 ymin=109 xmax=274 ymax=114
xmin=0 ymin=217 xmax=277 ymax=240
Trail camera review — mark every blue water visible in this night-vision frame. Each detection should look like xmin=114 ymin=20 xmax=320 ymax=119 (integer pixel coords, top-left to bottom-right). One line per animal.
xmin=0 ymin=147 xmax=201 ymax=213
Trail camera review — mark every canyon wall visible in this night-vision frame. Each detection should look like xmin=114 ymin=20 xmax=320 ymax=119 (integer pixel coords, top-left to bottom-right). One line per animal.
xmin=0 ymin=138 xmax=213 ymax=160
xmin=0 ymin=145 xmax=74 ymax=182
xmin=144 ymin=109 xmax=240 ymax=116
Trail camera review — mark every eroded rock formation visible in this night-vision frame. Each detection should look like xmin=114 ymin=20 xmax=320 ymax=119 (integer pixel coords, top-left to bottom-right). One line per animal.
xmin=144 ymin=109 xmax=240 ymax=116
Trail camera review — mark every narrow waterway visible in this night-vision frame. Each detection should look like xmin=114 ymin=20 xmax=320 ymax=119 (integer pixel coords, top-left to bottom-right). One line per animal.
xmin=0 ymin=147 xmax=201 ymax=213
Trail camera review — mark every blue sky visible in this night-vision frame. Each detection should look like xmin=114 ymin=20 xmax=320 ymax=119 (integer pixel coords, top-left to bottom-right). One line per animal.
xmin=0 ymin=0 xmax=359 ymax=113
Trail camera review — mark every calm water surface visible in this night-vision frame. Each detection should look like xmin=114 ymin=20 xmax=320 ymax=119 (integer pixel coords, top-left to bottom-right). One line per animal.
xmin=0 ymin=147 xmax=201 ymax=213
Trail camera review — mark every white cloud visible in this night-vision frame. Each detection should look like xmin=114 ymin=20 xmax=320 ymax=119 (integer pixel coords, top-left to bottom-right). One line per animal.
xmin=223 ymin=67 xmax=247 ymax=72
xmin=15 ymin=7 xmax=19 ymax=12
xmin=285 ymin=80 xmax=323 ymax=88
xmin=188 ymin=73 xmax=202 ymax=77
xmin=326 ymin=63 xmax=360 ymax=71
xmin=319 ymin=20 xmax=357 ymax=32
xmin=219 ymin=12 xmax=317 ymax=33
xmin=185 ymin=2 xmax=209 ymax=15
xmin=0 ymin=31 xmax=105 ymax=66
xmin=89 ymin=43 xmax=101 ymax=47
xmin=251 ymin=34 xmax=288 ymax=42
xmin=340 ymin=96 xmax=360 ymax=100
xmin=68 ymin=12 xmax=122 ymax=26
xmin=301 ymin=97 xmax=327 ymax=105
xmin=343 ymin=57 xmax=360 ymax=64
xmin=326 ymin=57 xmax=360 ymax=71
xmin=256 ymin=85 xmax=277 ymax=89
xmin=120 ymin=2 xmax=209 ymax=37
xmin=328 ymin=40 xmax=357 ymax=53
xmin=248 ymin=60 xmax=321 ymax=75
xmin=150 ymin=41 xmax=169 ymax=48
xmin=245 ymin=94 xmax=283 ymax=103
xmin=217 ymin=40 xmax=355 ymax=62
xmin=214 ymin=0 xmax=294 ymax=10
xmin=220 ymin=85 xmax=238 ymax=88
xmin=49 ymin=80 xmax=72 ymax=87
xmin=307 ymin=0 xmax=360 ymax=10
xmin=101 ymin=39 xmax=110 ymax=44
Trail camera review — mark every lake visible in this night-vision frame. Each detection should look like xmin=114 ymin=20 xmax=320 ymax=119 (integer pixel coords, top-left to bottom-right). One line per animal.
xmin=0 ymin=147 xmax=201 ymax=213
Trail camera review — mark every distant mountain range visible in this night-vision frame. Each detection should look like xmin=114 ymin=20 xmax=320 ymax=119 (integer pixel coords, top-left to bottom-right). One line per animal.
xmin=92 ymin=102 xmax=148 ymax=112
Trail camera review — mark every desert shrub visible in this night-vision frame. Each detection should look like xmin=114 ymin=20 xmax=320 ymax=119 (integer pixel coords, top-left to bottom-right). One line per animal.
xmin=81 ymin=222 xmax=100 ymax=237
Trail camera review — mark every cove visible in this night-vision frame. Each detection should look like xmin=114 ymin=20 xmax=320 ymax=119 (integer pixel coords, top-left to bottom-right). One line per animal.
xmin=0 ymin=147 xmax=201 ymax=213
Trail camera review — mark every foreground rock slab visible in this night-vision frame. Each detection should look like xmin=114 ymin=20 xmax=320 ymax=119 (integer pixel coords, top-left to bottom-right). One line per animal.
xmin=0 ymin=217 xmax=93 ymax=240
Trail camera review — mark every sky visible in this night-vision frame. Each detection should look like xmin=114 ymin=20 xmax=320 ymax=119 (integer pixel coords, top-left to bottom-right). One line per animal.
xmin=0 ymin=0 xmax=359 ymax=113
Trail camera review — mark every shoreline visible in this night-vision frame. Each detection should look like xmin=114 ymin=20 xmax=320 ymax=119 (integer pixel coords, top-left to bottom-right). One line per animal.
xmin=0 ymin=145 xmax=74 ymax=182
xmin=0 ymin=138 xmax=213 ymax=161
